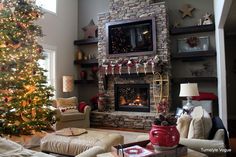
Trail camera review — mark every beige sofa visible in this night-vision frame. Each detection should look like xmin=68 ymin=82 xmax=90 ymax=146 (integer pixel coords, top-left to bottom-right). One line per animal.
xmin=53 ymin=97 xmax=91 ymax=130
xmin=136 ymin=129 xmax=225 ymax=157
xmin=0 ymin=137 xmax=54 ymax=157
xmin=136 ymin=107 xmax=227 ymax=157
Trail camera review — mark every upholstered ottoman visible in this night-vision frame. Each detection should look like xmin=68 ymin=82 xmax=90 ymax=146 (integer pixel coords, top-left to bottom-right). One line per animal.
xmin=40 ymin=129 xmax=124 ymax=156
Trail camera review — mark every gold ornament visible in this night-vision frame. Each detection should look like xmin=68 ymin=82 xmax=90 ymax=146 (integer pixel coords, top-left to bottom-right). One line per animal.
xmin=0 ymin=43 xmax=6 ymax=48
xmin=10 ymin=43 xmax=21 ymax=49
xmin=21 ymin=113 xmax=30 ymax=122
xmin=32 ymin=108 xmax=36 ymax=119
xmin=22 ymin=101 xmax=27 ymax=107
xmin=14 ymin=120 xmax=20 ymax=126
xmin=24 ymin=85 xmax=36 ymax=94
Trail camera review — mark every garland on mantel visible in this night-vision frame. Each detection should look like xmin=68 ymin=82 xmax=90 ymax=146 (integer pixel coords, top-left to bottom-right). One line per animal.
xmin=99 ymin=55 xmax=169 ymax=75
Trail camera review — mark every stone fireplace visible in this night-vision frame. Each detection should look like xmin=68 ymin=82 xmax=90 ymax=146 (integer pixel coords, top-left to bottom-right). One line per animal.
xmin=90 ymin=0 xmax=170 ymax=130
xmin=115 ymin=83 xmax=150 ymax=112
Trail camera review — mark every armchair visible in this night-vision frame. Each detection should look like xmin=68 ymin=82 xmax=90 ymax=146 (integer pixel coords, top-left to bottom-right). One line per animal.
xmin=53 ymin=97 xmax=91 ymax=130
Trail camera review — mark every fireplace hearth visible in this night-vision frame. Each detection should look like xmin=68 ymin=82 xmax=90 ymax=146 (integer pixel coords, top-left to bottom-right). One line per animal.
xmin=114 ymin=84 xmax=150 ymax=112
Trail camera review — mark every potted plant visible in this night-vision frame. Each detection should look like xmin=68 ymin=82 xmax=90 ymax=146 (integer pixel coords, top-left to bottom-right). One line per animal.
xmin=149 ymin=113 xmax=180 ymax=150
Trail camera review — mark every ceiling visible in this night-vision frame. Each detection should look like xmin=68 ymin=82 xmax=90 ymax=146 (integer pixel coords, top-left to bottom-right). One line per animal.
xmin=224 ymin=0 xmax=236 ymax=35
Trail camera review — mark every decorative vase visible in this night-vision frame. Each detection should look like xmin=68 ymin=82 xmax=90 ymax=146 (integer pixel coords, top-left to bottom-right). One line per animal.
xmin=98 ymin=95 xmax=106 ymax=112
xmin=149 ymin=124 xmax=180 ymax=150
xmin=80 ymin=71 xmax=87 ymax=80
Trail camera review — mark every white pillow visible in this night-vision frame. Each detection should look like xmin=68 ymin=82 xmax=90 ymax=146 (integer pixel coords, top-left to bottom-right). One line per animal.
xmin=188 ymin=106 xmax=212 ymax=139
xmin=177 ymin=113 xmax=192 ymax=138
xmin=56 ymin=97 xmax=78 ymax=108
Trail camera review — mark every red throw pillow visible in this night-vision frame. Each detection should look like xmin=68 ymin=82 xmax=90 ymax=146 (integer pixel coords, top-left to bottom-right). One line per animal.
xmin=77 ymin=102 xmax=87 ymax=113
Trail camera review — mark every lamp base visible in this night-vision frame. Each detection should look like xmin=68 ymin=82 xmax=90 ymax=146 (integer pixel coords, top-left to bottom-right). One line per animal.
xmin=183 ymin=97 xmax=194 ymax=111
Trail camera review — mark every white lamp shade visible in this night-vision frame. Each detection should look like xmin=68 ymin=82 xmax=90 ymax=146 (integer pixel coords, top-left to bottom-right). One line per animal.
xmin=179 ymin=83 xmax=199 ymax=97
xmin=63 ymin=76 xmax=74 ymax=92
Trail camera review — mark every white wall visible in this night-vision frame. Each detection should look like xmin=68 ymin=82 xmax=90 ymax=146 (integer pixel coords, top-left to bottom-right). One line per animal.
xmin=76 ymin=0 xmax=109 ymax=103
xmin=78 ymin=0 xmax=109 ymax=39
xmin=214 ymin=0 xmax=232 ymax=128
xmin=37 ymin=0 xmax=78 ymax=98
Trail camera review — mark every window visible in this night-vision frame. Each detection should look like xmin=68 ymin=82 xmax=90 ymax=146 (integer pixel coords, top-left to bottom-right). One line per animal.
xmin=36 ymin=0 xmax=57 ymax=14
xmin=38 ymin=48 xmax=56 ymax=96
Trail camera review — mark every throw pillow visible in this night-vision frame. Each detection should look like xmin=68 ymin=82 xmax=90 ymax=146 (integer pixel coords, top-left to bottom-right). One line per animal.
xmin=77 ymin=101 xmax=87 ymax=113
xmin=188 ymin=117 xmax=205 ymax=139
xmin=176 ymin=113 xmax=192 ymax=138
xmin=188 ymin=106 xmax=212 ymax=139
xmin=59 ymin=106 xmax=77 ymax=113
xmin=56 ymin=97 xmax=78 ymax=108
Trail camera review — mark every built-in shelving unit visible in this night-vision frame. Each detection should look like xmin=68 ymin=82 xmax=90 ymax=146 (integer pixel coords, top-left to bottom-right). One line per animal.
xmin=172 ymin=77 xmax=217 ymax=84
xmin=170 ymin=24 xmax=215 ymax=35
xmin=74 ymin=80 xmax=97 ymax=84
xmin=170 ymin=24 xmax=218 ymax=110
xmin=171 ymin=50 xmax=216 ymax=60
xmin=74 ymin=38 xmax=98 ymax=45
xmin=73 ymin=59 xmax=98 ymax=67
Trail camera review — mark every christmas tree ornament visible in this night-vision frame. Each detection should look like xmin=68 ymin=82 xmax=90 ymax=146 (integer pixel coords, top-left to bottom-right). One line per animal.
xmin=10 ymin=7 xmax=15 ymax=14
xmin=0 ymin=3 xmax=4 ymax=11
xmin=32 ymin=108 xmax=36 ymax=119
xmin=21 ymin=113 xmax=30 ymax=122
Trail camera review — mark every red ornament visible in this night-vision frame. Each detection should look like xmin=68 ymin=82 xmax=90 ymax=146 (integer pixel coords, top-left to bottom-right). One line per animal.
xmin=4 ymin=97 xmax=8 ymax=102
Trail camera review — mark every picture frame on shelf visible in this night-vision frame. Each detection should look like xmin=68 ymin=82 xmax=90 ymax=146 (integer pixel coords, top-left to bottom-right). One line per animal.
xmin=177 ymin=36 xmax=209 ymax=53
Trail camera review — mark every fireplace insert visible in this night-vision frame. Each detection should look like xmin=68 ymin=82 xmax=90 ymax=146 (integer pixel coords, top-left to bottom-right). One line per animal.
xmin=114 ymin=84 xmax=150 ymax=112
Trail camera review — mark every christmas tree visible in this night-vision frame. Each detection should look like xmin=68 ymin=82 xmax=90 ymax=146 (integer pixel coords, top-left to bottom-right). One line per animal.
xmin=0 ymin=0 xmax=55 ymax=135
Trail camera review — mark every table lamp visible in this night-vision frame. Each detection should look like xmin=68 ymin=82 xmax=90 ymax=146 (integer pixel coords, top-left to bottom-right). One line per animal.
xmin=179 ymin=83 xmax=199 ymax=110
xmin=62 ymin=75 xmax=74 ymax=94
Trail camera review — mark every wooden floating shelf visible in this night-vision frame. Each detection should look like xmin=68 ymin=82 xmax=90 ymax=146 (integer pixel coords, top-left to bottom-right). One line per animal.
xmin=171 ymin=50 xmax=216 ymax=59
xmin=74 ymin=59 xmax=98 ymax=67
xmin=74 ymin=38 xmax=98 ymax=45
xmin=170 ymin=24 xmax=215 ymax=35
xmin=74 ymin=80 xmax=97 ymax=84
xmin=172 ymin=77 xmax=217 ymax=83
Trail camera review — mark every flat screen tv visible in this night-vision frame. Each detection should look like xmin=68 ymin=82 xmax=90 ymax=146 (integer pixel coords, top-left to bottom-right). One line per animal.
xmin=106 ymin=17 xmax=156 ymax=57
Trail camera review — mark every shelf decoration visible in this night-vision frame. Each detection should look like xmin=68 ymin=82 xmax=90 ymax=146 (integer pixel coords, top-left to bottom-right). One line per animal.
xmin=82 ymin=19 xmax=98 ymax=39
xmin=203 ymin=12 xmax=213 ymax=25
xmin=179 ymin=4 xmax=195 ymax=19
xmin=152 ymin=72 xmax=169 ymax=113
xmin=100 ymin=55 xmax=168 ymax=75
xmin=178 ymin=36 xmax=209 ymax=53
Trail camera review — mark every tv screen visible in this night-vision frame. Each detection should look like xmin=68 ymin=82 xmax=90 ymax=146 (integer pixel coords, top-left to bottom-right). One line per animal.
xmin=106 ymin=17 xmax=156 ymax=57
